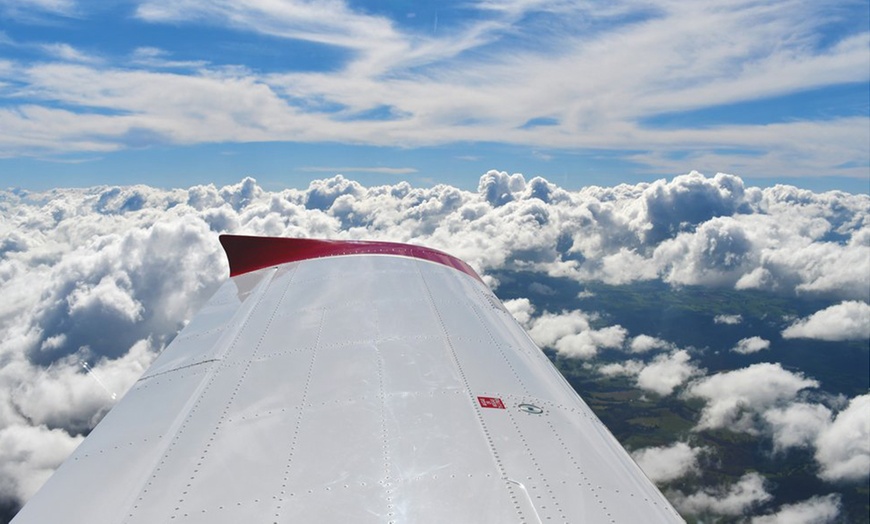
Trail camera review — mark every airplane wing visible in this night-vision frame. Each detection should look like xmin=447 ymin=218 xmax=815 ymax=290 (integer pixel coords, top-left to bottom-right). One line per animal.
xmin=13 ymin=235 xmax=684 ymax=523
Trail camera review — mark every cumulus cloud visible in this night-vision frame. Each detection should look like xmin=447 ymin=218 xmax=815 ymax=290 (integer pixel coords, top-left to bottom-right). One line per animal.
xmin=782 ymin=301 xmax=870 ymax=341
xmin=715 ymin=314 xmax=743 ymax=325
xmin=631 ymin=442 xmax=705 ymax=484
xmin=553 ymin=325 xmax=628 ymax=359
xmin=629 ymin=334 xmax=674 ymax=353
xmin=598 ymin=360 xmax=645 ymax=377
xmin=814 ymin=394 xmax=870 ymax=483
xmin=743 ymin=394 xmax=867 ymax=483
xmin=0 ymin=171 xmax=868 ymax=513
xmin=0 ymin=425 xmax=83 ymax=504
xmin=671 ymin=472 xmax=772 ymax=517
xmin=732 ymin=336 xmax=771 ymax=354
xmin=636 ymin=350 xmax=703 ymax=396
xmin=763 ymin=403 xmax=832 ymax=452
xmin=751 ymin=494 xmax=841 ymax=524
xmin=685 ymin=363 xmax=819 ymax=433
xmin=503 ymin=297 xmax=534 ymax=327
xmin=598 ymin=349 xmax=702 ymax=396
xmin=527 ymin=310 xmax=590 ymax=348
xmin=527 ymin=310 xmax=627 ymax=359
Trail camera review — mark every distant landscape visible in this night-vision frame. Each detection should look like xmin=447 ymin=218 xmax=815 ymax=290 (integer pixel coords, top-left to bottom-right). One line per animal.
xmin=495 ymin=272 xmax=869 ymax=523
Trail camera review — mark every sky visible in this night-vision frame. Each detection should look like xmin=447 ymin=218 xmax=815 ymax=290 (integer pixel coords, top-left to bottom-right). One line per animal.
xmin=0 ymin=0 xmax=869 ymax=193
xmin=1 ymin=172 xmax=868 ymax=521
xmin=0 ymin=0 xmax=868 ymax=520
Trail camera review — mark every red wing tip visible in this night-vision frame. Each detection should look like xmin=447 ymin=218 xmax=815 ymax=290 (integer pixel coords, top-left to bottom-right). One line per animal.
xmin=218 ymin=235 xmax=483 ymax=282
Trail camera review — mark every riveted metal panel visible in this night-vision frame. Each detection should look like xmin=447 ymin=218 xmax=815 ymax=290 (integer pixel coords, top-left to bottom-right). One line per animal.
xmin=14 ymin=246 xmax=683 ymax=524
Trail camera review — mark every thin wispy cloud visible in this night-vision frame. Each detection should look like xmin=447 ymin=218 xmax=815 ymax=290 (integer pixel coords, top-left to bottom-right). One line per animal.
xmin=299 ymin=166 xmax=418 ymax=175
xmin=0 ymin=0 xmax=866 ymax=182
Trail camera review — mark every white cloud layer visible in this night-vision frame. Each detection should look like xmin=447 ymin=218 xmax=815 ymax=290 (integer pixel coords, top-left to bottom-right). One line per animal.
xmin=0 ymin=172 xmax=867 ymax=511
xmin=782 ymin=301 xmax=870 ymax=341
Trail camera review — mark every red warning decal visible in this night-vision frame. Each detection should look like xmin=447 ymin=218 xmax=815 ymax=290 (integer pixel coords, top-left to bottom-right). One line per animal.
xmin=477 ymin=396 xmax=506 ymax=409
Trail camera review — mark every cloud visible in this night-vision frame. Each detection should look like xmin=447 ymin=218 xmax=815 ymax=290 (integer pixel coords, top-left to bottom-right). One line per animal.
xmin=747 ymin=393 xmax=867 ymax=483
xmin=299 ymin=166 xmax=418 ymax=175
xmin=526 ymin=310 xmax=590 ymax=348
xmin=598 ymin=360 xmax=644 ymax=377
xmin=598 ymin=349 xmax=702 ymax=396
xmin=40 ymin=44 xmax=100 ymax=65
xmin=685 ymin=363 xmax=819 ymax=432
xmin=527 ymin=282 xmax=556 ymax=296
xmin=671 ymin=472 xmax=772 ymax=517
xmin=751 ymin=494 xmax=841 ymax=524
xmin=732 ymin=336 xmax=771 ymax=354
xmin=0 ymin=424 xmax=83 ymax=504
xmin=636 ymin=349 xmax=703 ymax=396
xmin=527 ymin=310 xmax=627 ymax=359
xmin=503 ymin=297 xmax=534 ymax=327
xmin=0 ymin=2 xmax=868 ymax=176
xmin=814 ymin=394 xmax=870 ymax=483
xmin=631 ymin=442 xmax=705 ymax=484
xmin=782 ymin=301 xmax=870 ymax=341
xmin=0 ymin=0 xmax=76 ymax=19
xmin=553 ymin=325 xmax=628 ymax=359
xmin=714 ymin=314 xmax=742 ymax=324
xmin=629 ymin=334 xmax=674 ymax=353
xmin=128 ymin=47 xmax=206 ymax=70
xmin=763 ymin=403 xmax=832 ymax=452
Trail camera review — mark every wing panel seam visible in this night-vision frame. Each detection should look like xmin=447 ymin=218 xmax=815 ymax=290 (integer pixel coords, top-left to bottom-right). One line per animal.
xmin=121 ymin=267 xmax=278 ymax=523
xmin=414 ymin=259 xmax=528 ymax=522
xmin=172 ymin=264 xmax=300 ymax=519
xmin=138 ymin=359 xmax=221 ymax=382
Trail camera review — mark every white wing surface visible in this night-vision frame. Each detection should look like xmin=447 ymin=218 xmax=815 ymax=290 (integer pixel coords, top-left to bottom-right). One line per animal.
xmin=13 ymin=235 xmax=683 ymax=523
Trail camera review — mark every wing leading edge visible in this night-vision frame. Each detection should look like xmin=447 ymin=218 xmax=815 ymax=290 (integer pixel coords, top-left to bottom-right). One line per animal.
xmin=13 ymin=235 xmax=684 ymax=523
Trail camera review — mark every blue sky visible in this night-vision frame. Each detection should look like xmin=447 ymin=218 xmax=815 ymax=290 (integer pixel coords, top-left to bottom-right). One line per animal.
xmin=0 ymin=0 xmax=868 ymax=193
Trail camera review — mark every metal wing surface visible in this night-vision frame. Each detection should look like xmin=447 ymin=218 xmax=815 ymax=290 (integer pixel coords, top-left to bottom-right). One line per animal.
xmin=13 ymin=235 xmax=683 ymax=523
